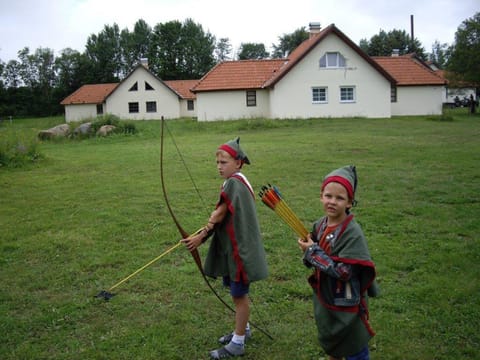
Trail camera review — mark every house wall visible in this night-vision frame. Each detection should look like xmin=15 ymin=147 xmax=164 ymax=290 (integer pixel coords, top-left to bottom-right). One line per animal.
xmin=64 ymin=104 xmax=98 ymax=122
xmin=179 ymin=99 xmax=197 ymax=118
xmin=106 ymin=67 xmax=180 ymax=120
xmin=196 ymin=90 xmax=270 ymax=121
xmin=393 ymin=86 xmax=444 ymax=115
xmin=270 ymin=33 xmax=392 ymax=119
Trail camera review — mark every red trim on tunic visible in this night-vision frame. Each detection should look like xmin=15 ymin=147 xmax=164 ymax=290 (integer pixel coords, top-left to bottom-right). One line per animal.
xmin=220 ymin=191 xmax=248 ymax=283
xmin=230 ymin=174 xmax=255 ymax=198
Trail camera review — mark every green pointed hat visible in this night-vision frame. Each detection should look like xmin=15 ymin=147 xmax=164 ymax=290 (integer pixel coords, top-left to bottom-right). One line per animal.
xmin=321 ymin=165 xmax=357 ymax=200
xmin=218 ymin=137 xmax=250 ymax=164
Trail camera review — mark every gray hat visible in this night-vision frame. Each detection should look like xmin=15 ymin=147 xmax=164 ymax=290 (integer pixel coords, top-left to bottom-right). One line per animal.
xmin=321 ymin=165 xmax=357 ymax=200
xmin=218 ymin=137 xmax=250 ymax=164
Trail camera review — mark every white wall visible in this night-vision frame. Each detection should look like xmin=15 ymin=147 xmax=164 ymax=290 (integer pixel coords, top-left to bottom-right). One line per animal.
xmin=196 ymin=90 xmax=270 ymax=121
xmin=270 ymin=33 xmax=392 ymax=119
xmin=106 ymin=67 xmax=180 ymax=120
xmin=179 ymin=99 xmax=197 ymax=118
xmin=393 ymin=86 xmax=444 ymax=115
xmin=64 ymin=104 xmax=97 ymax=122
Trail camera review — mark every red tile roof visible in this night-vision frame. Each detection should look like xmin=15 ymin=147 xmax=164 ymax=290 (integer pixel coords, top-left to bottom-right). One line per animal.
xmin=192 ymin=59 xmax=287 ymax=92
xmin=373 ymin=56 xmax=447 ymax=86
xmin=60 ymin=83 xmax=118 ymax=105
xmin=164 ymin=79 xmax=199 ymax=99
xmin=192 ymin=24 xmax=396 ymax=92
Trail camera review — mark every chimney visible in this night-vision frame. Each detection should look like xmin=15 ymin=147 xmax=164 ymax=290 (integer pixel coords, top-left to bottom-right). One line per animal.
xmin=309 ymin=22 xmax=321 ymax=37
xmin=392 ymin=49 xmax=400 ymax=57
xmin=140 ymin=58 xmax=149 ymax=69
xmin=410 ymin=15 xmax=415 ymax=45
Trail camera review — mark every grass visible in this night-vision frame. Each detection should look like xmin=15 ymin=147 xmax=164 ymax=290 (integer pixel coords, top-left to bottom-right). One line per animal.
xmin=1 ymin=109 xmax=479 ymax=359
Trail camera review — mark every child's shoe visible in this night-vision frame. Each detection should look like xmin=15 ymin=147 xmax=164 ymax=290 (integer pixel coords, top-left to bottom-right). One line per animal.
xmin=218 ymin=329 xmax=251 ymax=345
xmin=210 ymin=342 xmax=245 ymax=359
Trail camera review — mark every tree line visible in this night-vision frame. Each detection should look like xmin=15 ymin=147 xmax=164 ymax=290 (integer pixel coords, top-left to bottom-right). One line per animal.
xmin=0 ymin=13 xmax=478 ymax=118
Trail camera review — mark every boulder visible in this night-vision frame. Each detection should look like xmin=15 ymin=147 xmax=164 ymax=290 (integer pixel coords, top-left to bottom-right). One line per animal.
xmin=38 ymin=124 xmax=70 ymax=140
xmin=96 ymin=125 xmax=116 ymax=137
xmin=73 ymin=122 xmax=92 ymax=136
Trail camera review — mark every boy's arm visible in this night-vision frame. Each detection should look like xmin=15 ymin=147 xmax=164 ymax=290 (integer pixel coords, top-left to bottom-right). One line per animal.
xmin=303 ymin=244 xmax=352 ymax=281
xmin=208 ymin=202 xmax=227 ymax=225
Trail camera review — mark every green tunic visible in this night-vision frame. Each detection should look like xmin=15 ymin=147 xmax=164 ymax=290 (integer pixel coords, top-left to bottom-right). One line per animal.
xmin=307 ymin=215 xmax=378 ymax=357
xmin=204 ymin=173 xmax=268 ymax=284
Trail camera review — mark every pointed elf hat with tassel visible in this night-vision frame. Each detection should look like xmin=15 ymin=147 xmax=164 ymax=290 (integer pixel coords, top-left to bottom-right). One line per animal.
xmin=218 ymin=137 xmax=250 ymax=165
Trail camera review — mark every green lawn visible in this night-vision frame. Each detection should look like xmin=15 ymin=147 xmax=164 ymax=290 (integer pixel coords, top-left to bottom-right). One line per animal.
xmin=1 ymin=111 xmax=479 ymax=359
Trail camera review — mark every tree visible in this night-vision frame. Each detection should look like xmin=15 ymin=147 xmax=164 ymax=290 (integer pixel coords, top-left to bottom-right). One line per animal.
xmin=16 ymin=47 xmax=57 ymax=116
xmin=85 ymin=24 xmax=123 ymax=83
xmin=271 ymin=27 xmax=309 ymax=58
xmin=446 ymin=12 xmax=480 ymax=86
xmin=359 ymin=29 xmax=426 ymax=59
xmin=237 ymin=43 xmax=269 ymax=60
xmin=120 ymin=19 xmax=152 ymax=76
xmin=428 ymin=40 xmax=449 ymax=68
xmin=2 ymin=60 xmax=21 ymax=88
xmin=150 ymin=19 xmax=215 ymax=79
xmin=215 ymin=38 xmax=232 ymax=63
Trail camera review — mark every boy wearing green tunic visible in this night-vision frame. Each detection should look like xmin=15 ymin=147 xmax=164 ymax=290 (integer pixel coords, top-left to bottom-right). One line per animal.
xmin=182 ymin=137 xmax=268 ymax=359
xmin=298 ymin=165 xmax=379 ymax=360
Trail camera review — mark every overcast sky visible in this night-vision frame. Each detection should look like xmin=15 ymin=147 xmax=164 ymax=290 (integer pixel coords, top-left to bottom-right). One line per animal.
xmin=0 ymin=0 xmax=478 ymax=62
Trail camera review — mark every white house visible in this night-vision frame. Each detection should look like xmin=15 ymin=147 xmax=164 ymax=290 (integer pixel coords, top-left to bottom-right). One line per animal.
xmin=192 ymin=24 xmax=396 ymax=121
xmin=61 ymin=64 xmax=197 ymax=122
xmin=61 ymin=23 xmax=447 ymax=122
xmin=373 ymin=54 xmax=447 ymax=116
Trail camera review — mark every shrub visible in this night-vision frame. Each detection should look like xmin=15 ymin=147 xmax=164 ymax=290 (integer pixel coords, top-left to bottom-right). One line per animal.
xmin=0 ymin=129 xmax=43 ymax=168
xmin=91 ymin=115 xmax=137 ymax=135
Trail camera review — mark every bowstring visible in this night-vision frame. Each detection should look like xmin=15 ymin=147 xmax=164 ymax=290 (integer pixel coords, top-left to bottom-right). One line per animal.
xmin=163 ymin=120 xmax=209 ymax=217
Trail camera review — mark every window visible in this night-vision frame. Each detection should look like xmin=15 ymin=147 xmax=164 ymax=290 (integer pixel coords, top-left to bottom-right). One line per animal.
xmin=96 ymin=104 xmax=103 ymax=115
xmin=129 ymin=82 xmax=138 ymax=91
xmin=340 ymin=86 xmax=355 ymax=102
xmin=146 ymin=101 xmax=157 ymax=113
xmin=145 ymin=81 xmax=154 ymax=90
xmin=246 ymin=91 xmax=256 ymax=107
xmin=319 ymin=52 xmax=346 ymax=68
xmin=128 ymin=102 xmax=139 ymax=113
xmin=187 ymin=100 xmax=194 ymax=111
xmin=391 ymin=86 xmax=397 ymax=103
xmin=312 ymin=87 xmax=328 ymax=103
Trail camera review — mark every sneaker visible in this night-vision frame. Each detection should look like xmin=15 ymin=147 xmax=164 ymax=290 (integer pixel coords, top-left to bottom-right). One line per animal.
xmin=218 ymin=329 xmax=251 ymax=345
xmin=210 ymin=342 xmax=245 ymax=359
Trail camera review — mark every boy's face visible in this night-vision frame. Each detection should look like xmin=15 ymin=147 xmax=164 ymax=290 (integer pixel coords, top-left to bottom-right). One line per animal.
xmin=216 ymin=151 xmax=242 ymax=179
xmin=320 ymin=182 xmax=352 ymax=224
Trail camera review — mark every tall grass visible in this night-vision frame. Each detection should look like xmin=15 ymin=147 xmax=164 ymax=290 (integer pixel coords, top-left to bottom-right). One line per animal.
xmin=1 ymin=111 xmax=479 ymax=359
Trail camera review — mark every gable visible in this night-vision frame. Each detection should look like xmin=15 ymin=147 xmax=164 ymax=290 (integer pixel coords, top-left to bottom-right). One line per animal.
xmin=192 ymin=24 xmax=395 ymax=93
xmin=106 ymin=65 xmax=180 ymax=100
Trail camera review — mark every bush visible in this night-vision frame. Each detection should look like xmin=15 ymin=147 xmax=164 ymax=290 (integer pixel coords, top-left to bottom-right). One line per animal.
xmin=0 ymin=129 xmax=43 ymax=168
xmin=91 ymin=115 xmax=137 ymax=135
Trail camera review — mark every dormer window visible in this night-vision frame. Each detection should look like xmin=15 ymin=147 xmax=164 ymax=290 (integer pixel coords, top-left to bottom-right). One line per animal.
xmin=319 ymin=52 xmax=346 ymax=68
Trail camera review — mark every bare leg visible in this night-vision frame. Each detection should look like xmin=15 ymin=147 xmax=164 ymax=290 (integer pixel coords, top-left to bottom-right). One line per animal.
xmin=232 ymin=295 xmax=249 ymax=336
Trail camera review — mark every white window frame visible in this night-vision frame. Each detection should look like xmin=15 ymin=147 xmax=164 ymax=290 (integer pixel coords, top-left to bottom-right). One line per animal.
xmin=319 ymin=52 xmax=346 ymax=68
xmin=312 ymin=87 xmax=328 ymax=104
xmin=340 ymin=86 xmax=356 ymax=103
